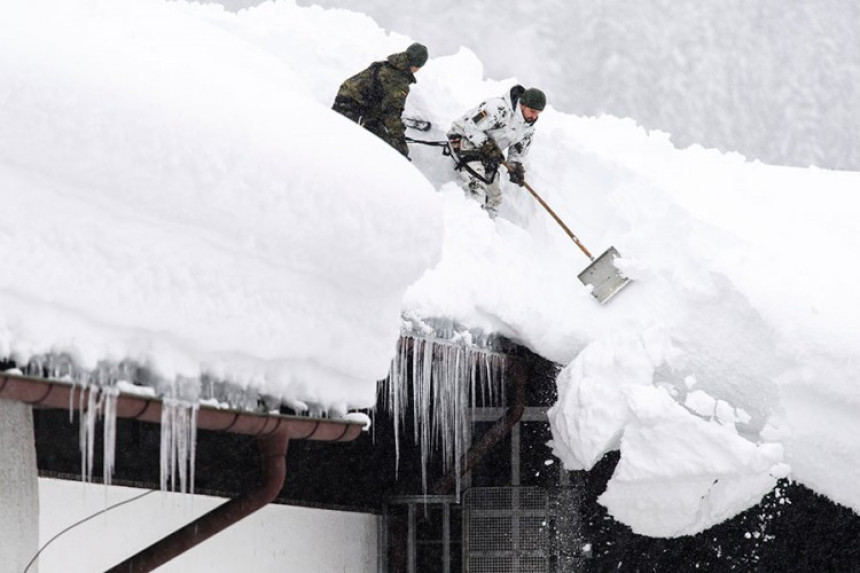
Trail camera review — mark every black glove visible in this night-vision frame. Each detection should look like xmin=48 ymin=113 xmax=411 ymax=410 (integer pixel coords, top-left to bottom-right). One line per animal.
xmin=508 ymin=162 xmax=526 ymax=186
xmin=479 ymin=139 xmax=504 ymax=164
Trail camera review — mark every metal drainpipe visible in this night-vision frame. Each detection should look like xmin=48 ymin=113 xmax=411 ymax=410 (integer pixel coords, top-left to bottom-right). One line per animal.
xmin=0 ymin=372 xmax=363 ymax=571
xmin=431 ymin=356 xmax=528 ymax=495
xmin=105 ymin=430 xmax=290 ymax=573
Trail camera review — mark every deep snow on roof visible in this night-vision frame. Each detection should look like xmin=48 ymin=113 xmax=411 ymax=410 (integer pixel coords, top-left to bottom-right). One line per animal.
xmin=2 ymin=0 xmax=859 ymax=537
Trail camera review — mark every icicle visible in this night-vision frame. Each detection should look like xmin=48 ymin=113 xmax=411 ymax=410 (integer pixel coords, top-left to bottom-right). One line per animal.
xmin=453 ymin=344 xmax=463 ymax=497
xmin=189 ymin=403 xmax=198 ymax=496
xmin=416 ymin=339 xmax=432 ymax=493
xmin=78 ymin=386 xmax=101 ymax=484
xmin=160 ymin=401 xmax=172 ymax=492
xmin=68 ymin=378 xmax=79 ymax=424
xmin=387 ymin=337 xmax=406 ymax=478
xmin=160 ymin=399 xmax=198 ymax=494
xmin=102 ymin=386 xmax=118 ymax=486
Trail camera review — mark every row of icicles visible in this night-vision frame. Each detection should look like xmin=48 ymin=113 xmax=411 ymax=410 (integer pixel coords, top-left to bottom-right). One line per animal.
xmin=20 ymin=330 xmax=508 ymax=496
xmin=20 ymin=354 xmax=198 ymax=494
xmin=377 ymin=334 xmax=507 ymax=496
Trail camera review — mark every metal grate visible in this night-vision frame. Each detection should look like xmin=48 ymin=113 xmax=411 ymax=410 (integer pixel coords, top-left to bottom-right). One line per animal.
xmin=467 ymin=555 xmax=548 ymax=573
xmin=463 ymin=487 xmax=583 ymax=573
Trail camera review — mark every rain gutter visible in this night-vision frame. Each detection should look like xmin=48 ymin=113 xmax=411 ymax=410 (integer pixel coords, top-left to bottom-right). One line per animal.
xmin=0 ymin=372 xmax=363 ymax=572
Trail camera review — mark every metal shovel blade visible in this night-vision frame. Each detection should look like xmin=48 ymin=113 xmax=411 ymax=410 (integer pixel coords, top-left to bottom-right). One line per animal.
xmin=577 ymin=246 xmax=632 ymax=304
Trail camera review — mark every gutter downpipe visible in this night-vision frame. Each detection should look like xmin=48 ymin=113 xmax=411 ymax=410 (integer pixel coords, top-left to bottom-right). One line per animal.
xmin=431 ymin=357 xmax=527 ymax=495
xmin=106 ymin=431 xmax=290 ymax=573
xmin=0 ymin=372 xmax=363 ymax=572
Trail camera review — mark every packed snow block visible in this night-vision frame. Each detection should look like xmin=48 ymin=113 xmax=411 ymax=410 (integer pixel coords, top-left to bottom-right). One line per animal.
xmin=548 ymin=328 xmax=661 ymax=470
xmin=548 ymin=324 xmax=789 ymax=537
xmin=598 ymin=385 xmax=788 ymax=538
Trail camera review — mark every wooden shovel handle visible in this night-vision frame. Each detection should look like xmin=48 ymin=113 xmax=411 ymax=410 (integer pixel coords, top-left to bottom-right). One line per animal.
xmin=502 ymin=161 xmax=594 ymax=261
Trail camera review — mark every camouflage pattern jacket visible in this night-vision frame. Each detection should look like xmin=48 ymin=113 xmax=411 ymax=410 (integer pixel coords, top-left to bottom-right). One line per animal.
xmin=332 ymin=52 xmax=417 ymax=157
xmin=448 ymin=85 xmax=536 ymax=166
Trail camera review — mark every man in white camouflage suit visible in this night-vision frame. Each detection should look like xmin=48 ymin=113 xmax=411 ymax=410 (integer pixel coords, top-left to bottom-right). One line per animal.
xmin=447 ymin=85 xmax=546 ymax=218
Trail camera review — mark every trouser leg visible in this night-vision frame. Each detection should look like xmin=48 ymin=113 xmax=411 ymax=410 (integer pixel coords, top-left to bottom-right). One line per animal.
xmin=452 ymin=156 xmax=501 ymax=218
xmin=483 ymin=179 xmax=502 ymax=216
xmin=456 ymin=166 xmax=487 ymax=202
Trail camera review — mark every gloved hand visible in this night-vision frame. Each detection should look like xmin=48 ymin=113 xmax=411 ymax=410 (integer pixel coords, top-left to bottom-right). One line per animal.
xmin=508 ymin=162 xmax=526 ymax=186
xmin=479 ymin=139 xmax=504 ymax=163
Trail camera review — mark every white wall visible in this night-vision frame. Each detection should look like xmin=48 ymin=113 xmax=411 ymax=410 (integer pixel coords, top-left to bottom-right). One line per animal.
xmin=36 ymin=478 xmax=378 ymax=573
xmin=0 ymin=400 xmax=39 ymax=573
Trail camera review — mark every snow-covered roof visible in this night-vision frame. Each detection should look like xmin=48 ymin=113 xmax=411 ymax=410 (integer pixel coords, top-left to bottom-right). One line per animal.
xmin=2 ymin=0 xmax=859 ymax=538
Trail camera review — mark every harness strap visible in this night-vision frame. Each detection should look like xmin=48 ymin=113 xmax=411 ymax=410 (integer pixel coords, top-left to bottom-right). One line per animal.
xmin=404 ymin=137 xmax=448 ymax=147
xmin=403 ymin=136 xmax=499 ymax=185
xmin=447 ymin=137 xmax=498 ymax=184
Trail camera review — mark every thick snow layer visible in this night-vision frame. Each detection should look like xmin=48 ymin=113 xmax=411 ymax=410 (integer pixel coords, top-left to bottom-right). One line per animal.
xmin=2 ymin=0 xmax=859 ymax=539
xmin=0 ymin=0 xmax=442 ymax=410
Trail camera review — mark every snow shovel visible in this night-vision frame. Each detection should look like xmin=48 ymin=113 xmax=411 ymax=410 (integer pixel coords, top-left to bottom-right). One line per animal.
xmin=502 ymin=161 xmax=632 ymax=304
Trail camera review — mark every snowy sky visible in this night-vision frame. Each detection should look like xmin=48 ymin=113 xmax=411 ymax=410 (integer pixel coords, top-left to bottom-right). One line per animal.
xmin=2 ymin=0 xmax=859 ymax=538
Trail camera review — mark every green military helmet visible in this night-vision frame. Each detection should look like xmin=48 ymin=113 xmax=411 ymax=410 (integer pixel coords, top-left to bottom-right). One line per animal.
xmin=520 ymin=88 xmax=546 ymax=111
xmin=405 ymin=43 xmax=429 ymax=68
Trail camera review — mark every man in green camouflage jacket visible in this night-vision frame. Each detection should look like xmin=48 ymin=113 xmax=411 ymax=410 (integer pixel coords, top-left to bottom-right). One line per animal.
xmin=332 ymin=43 xmax=429 ymax=158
